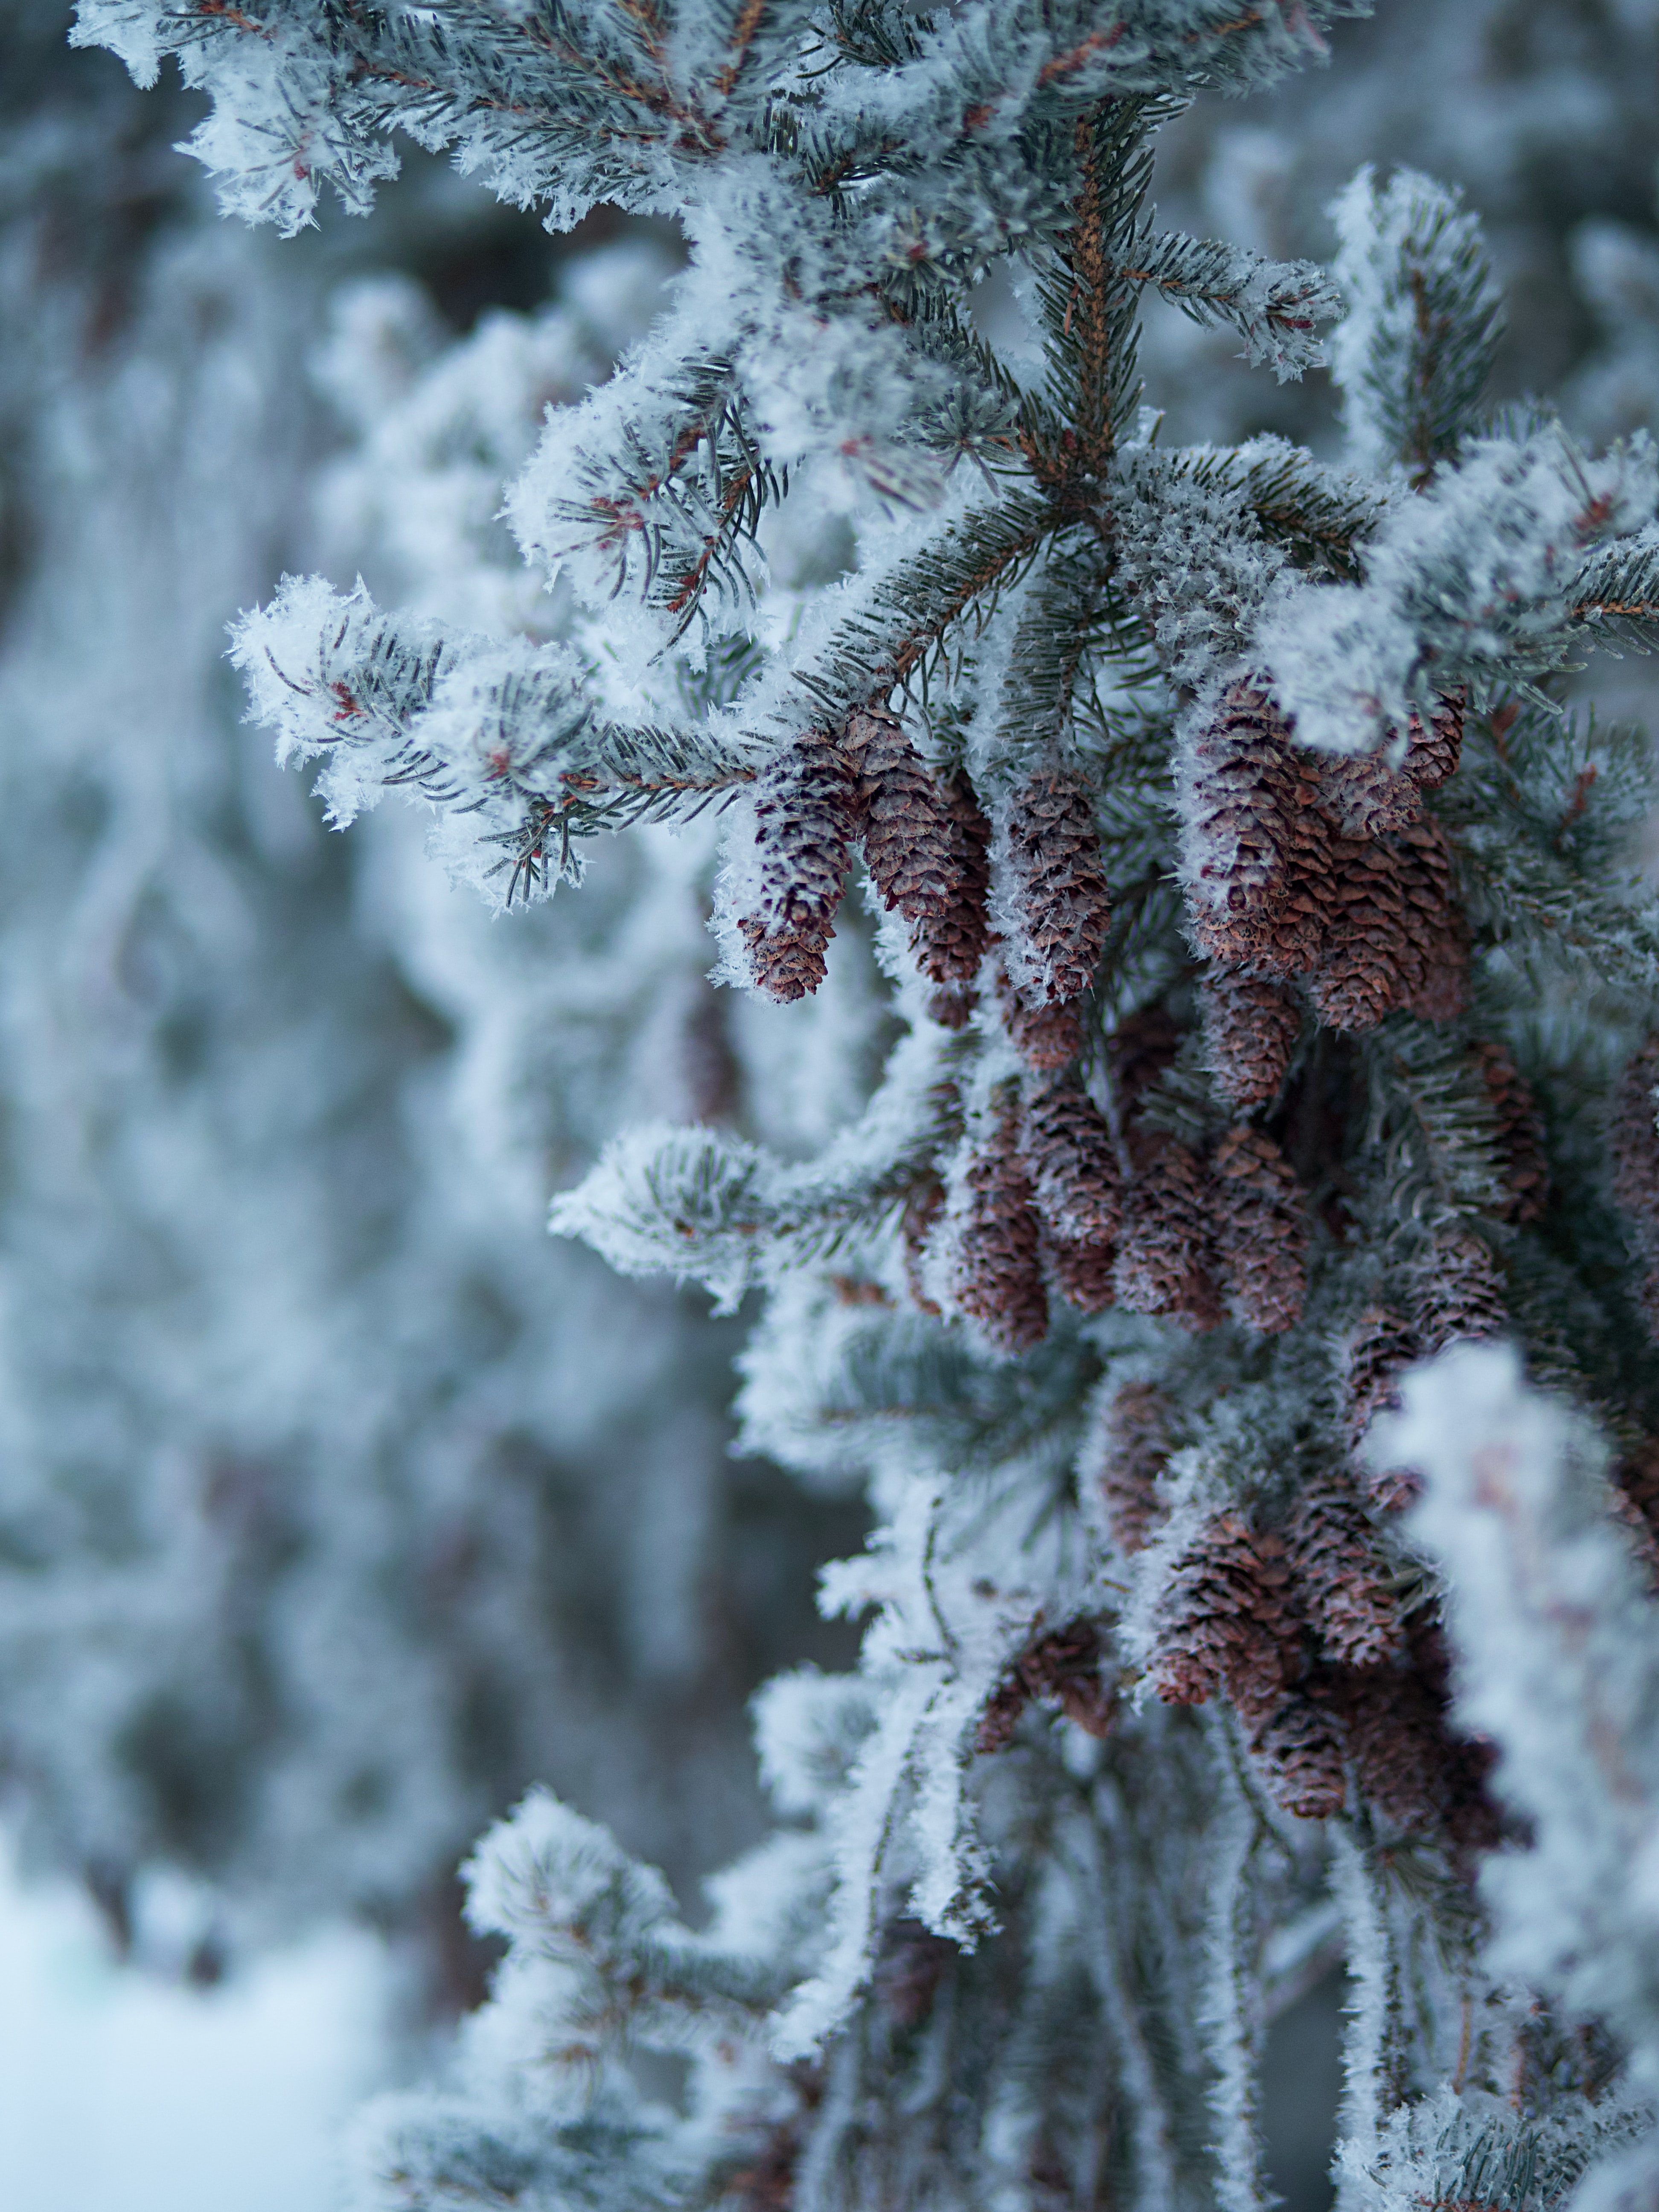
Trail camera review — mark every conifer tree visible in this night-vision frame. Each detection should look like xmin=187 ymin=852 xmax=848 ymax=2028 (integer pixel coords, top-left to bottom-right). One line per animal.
xmin=74 ymin=1 xmax=1659 ymax=2207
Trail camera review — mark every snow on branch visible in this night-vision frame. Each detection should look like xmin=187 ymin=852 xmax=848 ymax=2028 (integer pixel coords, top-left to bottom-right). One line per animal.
xmin=1379 ymin=1346 xmax=1659 ymax=2111
xmin=1116 ymin=228 xmax=1341 ymax=381
xmin=233 ymin=576 xmax=758 ymax=905
xmin=1330 ymin=165 xmax=1505 ymax=484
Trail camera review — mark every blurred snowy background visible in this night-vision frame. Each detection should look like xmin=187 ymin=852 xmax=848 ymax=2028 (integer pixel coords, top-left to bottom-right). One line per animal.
xmin=2 ymin=0 xmax=1658 ymax=2203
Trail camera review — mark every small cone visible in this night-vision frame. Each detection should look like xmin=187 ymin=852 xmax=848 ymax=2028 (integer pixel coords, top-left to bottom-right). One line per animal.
xmin=1472 ymin=1038 xmax=1549 ymax=1224
xmin=1146 ymin=1513 xmax=1297 ymax=1711
xmin=1395 ymin=816 xmax=1469 ymax=1022
xmin=736 ymin=734 xmax=858 ymax=1001
xmin=1244 ymin=1690 xmax=1348 ymax=1821
xmin=1020 ymin=1077 xmax=1122 ymax=1245
xmin=1088 ymin=1380 xmax=1172 ymax=1556
xmin=1183 ymin=686 xmax=1327 ymax=972
xmin=1198 ymin=968 xmax=1302 ymax=1108
xmin=1403 ymin=691 xmax=1464 ymax=792
xmin=1339 ymin=1664 xmax=1450 ymax=1833
xmin=844 ymin=706 xmax=960 ymax=921
xmin=1115 ymin=1131 xmax=1223 ymax=1330
xmin=1612 ymin=1038 xmax=1659 ymax=1338
xmin=1343 ymin=1303 xmax=1423 ymax=1512
xmin=1107 ymin=1003 xmax=1182 ymax=1113
xmin=1286 ymin=1479 xmax=1399 ymax=1668
xmin=1313 ymin=750 xmax=1420 ymax=839
xmin=901 ymin=1173 xmax=946 ymax=1317
xmin=1211 ymin=1126 xmax=1307 ymax=1334
xmin=911 ymin=771 xmax=993 ymax=1021
xmin=952 ymin=1101 xmax=1049 ymax=1353
xmin=1000 ymin=771 xmax=1112 ymax=1004
xmin=1045 ymin=1229 xmax=1118 ymax=1313
xmin=1307 ymin=818 xmax=1467 ymax=1031
xmin=998 ymin=965 xmax=1086 ymax=1069
xmin=1418 ymin=1228 xmax=1508 ymax=1354
xmin=977 ymin=1618 xmax=1115 ymax=1752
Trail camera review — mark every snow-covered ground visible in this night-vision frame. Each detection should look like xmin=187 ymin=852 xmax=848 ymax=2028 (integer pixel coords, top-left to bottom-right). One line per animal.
xmin=0 ymin=1837 xmax=390 ymax=2212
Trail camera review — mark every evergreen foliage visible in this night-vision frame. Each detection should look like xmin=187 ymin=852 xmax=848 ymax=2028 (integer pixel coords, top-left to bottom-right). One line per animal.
xmin=70 ymin=0 xmax=1659 ymax=2207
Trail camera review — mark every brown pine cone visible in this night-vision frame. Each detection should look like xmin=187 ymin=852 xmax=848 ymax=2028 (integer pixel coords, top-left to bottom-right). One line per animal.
xmin=1307 ymin=817 xmax=1466 ymax=1031
xmin=1244 ymin=1690 xmax=1348 ymax=1822
xmin=872 ymin=1921 xmax=956 ymax=2030
xmin=1343 ymin=1303 xmax=1423 ymax=1511
xmin=1044 ymin=1231 xmax=1117 ymax=1314
xmin=998 ymin=965 xmax=1086 ymax=1069
xmin=1000 ymin=770 xmax=1112 ymax=1004
xmin=952 ymin=1101 xmax=1049 ymax=1353
xmin=1403 ymin=691 xmax=1464 ymax=792
xmin=1088 ymin=1380 xmax=1173 ymax=1555
xmin=905 ymin=769 xmax=994 ymax=1027
xmin=1198 ymin=967 xmax=1302 ymax=1108
xmin=1020 ymin=1077 xmax=1121 ymax=1245
xmin=1115 ymin=1130 xmax=1223 ymax=1330
xmin=1472 ymin=1039 xmax=1549 ymax=1224
xmin=1313 ymin=750 xmax=1421 ymax=839
xmin=1394 ymin=816 xmax=1469 ymax=1022
xmin=977 ymin=1618 xmax=1116 ymax=1751
xmin=735 ymin=734 xmax=858 ymax=1001
xmin=1618 ymin=1435 xmax=1659 ymax=1534
xmin=1147 ymin=1512 xmax=1298 ymax=1711
xmin=1107 ymin=1003 xmax=1182 ymax=1113
xmin=1339 ymin=1663 xmax=1450 ymax=1833
xmin=1211 ymin=1126 xmax=1308 ymax=1334
xmin=1286 ymin=1479 xmax=1399 ymax=1668
xmin=1418 ymin=1228 xmax=1508 ymax=1354
xmin=1182 ymin=686 xmax=1317 ymax=969
xmin=844 ymin=706 xmax=960 ymax=922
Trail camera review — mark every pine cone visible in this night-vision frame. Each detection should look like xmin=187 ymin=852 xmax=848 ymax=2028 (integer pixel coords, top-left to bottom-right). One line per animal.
xmin=1472 ymin=1039 xmax=1549 ymax=1224
xmin=1020 ymin=1078 xmax=1121 ymax=1245
xmin=844 ymin=706 xmax=959 ymax=922
xmin=1000 ymin=771 xmax=1112 ymax=1004
xmin=1044 ymin=1230 xmax=1118 ymax=1315
xmin=1114 ymin=1131 xmax=1223 ymax=1330
xmin=1245 ymin=1690 xmax=1348 ymax=1821
xmin=1418 ymin=1228 xmax=1508 ymax=1354
xmin=1089 ymin=1380 xmax=1172 ymax=1555
xmin=911 ymin=772 xmax=993 ymax=1023
xmin=1107 ymin=1003 xmax=1182 ymax=1113
xmin=1403 ymin=691 xmax=1464 ymax=792
xmin=1182 ymin=687 xmax=1328 ymax=975
xmin=998 ymin=965 xmax=1086 ymax=1070
xmin=1339 ymin=1664 xmax=1450 ymax=1833
xmin=1394 ymin=816 xmax=1469 ymax=1022
xmin=1286 ymin=1479 xmax=1399 ymax=1668
xmin=1313 ymin=750 xmax=1421 ymax=839
xmin=1343 ymin=1303 xmax=1423 ymax=1512
xmin=735 ymin=735 xmax=858 ymax=1001
xmin=977 ymin=1618 xmax=1115 ymax=1750
xmin=1307 ymin=817 xmax=1467 ymax=1031
xmin=1618 ymin=1435 xmax=1659 ymax=1535
xmin=1198 ymin=967 xmax=1302 ymax=1108
xmin=952 ymin=1101 xmax=1049 ymax=1353
xmin=1147 ymin=1512 xmax=1297 ymax=1711
xmin=1211 ymin=1126 xmax=1308 ymax=1334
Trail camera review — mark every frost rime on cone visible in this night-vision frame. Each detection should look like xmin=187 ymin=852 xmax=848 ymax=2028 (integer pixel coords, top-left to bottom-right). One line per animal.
xmin=997 ymin=771 xmax=1112 ymax=1006
xmin=951 ymin=1100 xmax=1049 ymax=1354
xmin=1182 ymin=686 xmax=1324 ymax=972
xmin=911 ymin=772 xmax=992 ymax=1028
xmin=732 ymin=735 xmax=858 ymax=1002
xmin=1210 ymin=1125 xmax=1308 ymax=1334
xmin=844 ymin=705 xmax=962 ymax=924
xmin=1088 ymin=1381 xmax=1173 ymax=1557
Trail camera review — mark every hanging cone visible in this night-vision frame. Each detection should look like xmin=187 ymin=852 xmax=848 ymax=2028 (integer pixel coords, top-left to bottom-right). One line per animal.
xmin=1471 ymin=1038 xmax=1549 ymax=1224
xmin=1338 ymin=1663 xmax=1451 ymax=1833
xmin=1313 ymin=749 xmax=1421 ymax=839
xmin=1020 ymin=1077 xmax=1122 ymax=1245
xmin=999 ymin=770 xmax=1112 ymax=1004
xmin=1307 ymin=817 xmax=1467 ymax=1031
xmin=1045 ymin=1232 xmax=1117 ymax=1313
xmin=1403 ymin=690 xmax=1464 ymax=792
xmin=911 ymin=771 xmax=993 ymax=1027
xmin=1114 ymin=1130 xmax=1223 ymax=1330
xmin=977 ymin=1618 xmax=1115 ymax=1752
xmin=1418 ymin=1227 xmax=1508 ymax=1354
xmin=1211 ymin=1126 xmax=1308 ymax=1334
xmin=1243 ymin=1690 xmax=1348 ymax=1822
xmin=734 ymin=734 xmax=858 ymax=1001
xmin=1611 ymin=1037 xmax=1659 ymax=1338
xmin=1286 ymin=1479 xmax=1399 ymax=1668
xmin=1146 ymin=1512 xmax=1297 ymax=1711
xmin=998 ymin=965 xmax=1086 ymax=1069
xmin=1343 ymin=1303 xmax=1423 ymax=1512
xmin=952 ymin=1100 xmax=1049 ymax=1353
xmin=1182 ymin=686 xmax=1330 ymax=976
xmin=1088 ymin=1380 xmax=1172 ymax=1555
xmin=844 ymin=705 xmax=960 ymax=922
xmin=1395 ymin=816 xmax=1469 ymax=1021
xmin=1107 ymin=1002 xmax=1182 ymax=1113
xmin=1197 ymin=967 xmax=1302 ymax=1108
